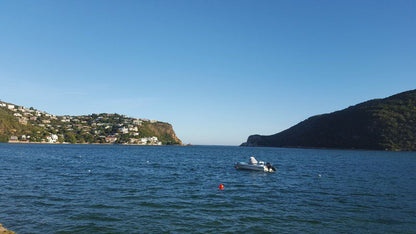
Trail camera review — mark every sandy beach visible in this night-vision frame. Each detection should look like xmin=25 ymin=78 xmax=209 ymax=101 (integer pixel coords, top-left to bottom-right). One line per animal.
xmin=0 ymin=224 xmax=15 ymax=234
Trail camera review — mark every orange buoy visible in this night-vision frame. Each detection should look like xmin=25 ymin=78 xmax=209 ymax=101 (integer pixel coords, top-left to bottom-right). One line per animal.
xmin=219 ymin=184 xmax=224 ymax=190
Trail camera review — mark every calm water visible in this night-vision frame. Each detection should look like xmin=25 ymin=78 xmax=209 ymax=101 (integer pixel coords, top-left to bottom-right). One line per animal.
xmin=0 ymin=144 xmax=415 ymax=233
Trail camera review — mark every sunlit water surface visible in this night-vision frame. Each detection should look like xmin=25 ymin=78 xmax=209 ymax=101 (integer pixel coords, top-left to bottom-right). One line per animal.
xmin=0 ymin=144 xmax=415 ymax=233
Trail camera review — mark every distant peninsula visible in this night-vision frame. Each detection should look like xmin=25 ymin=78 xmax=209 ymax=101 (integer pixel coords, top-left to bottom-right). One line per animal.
xmin=241 ymin=89 xmax=416 ymax=151
xmin=0 ymin=101 xmax=182 ymax=145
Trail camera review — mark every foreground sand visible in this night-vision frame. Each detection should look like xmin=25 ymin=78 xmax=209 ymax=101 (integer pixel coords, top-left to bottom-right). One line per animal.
xmin=0 ymin=224 xmax=15 ymax=234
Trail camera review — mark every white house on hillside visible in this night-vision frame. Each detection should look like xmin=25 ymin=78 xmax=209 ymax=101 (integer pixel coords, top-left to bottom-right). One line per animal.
xmin=119 ymin=127 xmax=129 ymax=134
xmin=46 ymin=134 xmax=59 ymax=143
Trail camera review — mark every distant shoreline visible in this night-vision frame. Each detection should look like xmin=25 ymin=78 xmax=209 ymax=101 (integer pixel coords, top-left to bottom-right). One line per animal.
xmin=6 ymin=141 xmax=182 ymax=146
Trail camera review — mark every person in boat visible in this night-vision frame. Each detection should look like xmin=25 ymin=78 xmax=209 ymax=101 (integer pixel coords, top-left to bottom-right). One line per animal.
xmin=249 ymin=156 xmax=258 ymax=165
xmin=266 ymin=162 xmax=276 ymax=172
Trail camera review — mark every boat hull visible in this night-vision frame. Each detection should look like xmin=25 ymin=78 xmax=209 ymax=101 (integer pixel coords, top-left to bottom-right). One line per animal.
xmin=235 ymin=162 xmax=275 ymax=172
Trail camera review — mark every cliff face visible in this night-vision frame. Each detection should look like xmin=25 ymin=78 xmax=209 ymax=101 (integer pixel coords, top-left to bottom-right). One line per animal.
xmin=242 ymin=89 xmax=416 ymax=151
xmin=139 ymin=121 xmax=182 ymax=145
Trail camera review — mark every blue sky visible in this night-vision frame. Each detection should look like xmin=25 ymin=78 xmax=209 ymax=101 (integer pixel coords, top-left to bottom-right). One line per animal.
xmin=0 ymin=1 xmax=415 ymax=145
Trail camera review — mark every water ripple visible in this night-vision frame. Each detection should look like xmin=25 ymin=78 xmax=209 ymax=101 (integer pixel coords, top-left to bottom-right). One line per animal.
xmin=0 ymin=144 xmax=415 ymax=233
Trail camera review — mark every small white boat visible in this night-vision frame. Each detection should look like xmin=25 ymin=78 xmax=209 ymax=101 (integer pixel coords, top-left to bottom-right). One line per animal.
xmin=235 ymin=156 xmax=276 ymax=172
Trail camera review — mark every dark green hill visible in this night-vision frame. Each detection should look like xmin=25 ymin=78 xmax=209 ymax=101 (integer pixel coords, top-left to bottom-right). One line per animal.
xmin=241 ymin=89 xmax=416 ymax=151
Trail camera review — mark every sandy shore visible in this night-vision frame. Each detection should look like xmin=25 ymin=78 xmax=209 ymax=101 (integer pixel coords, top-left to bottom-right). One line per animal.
xmin=0 ymin=224 xmax=15 ymax=234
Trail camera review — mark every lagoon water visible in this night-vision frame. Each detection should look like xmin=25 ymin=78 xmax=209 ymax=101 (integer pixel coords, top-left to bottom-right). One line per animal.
xmin=0 ymin=144 xmax=415 ymax=233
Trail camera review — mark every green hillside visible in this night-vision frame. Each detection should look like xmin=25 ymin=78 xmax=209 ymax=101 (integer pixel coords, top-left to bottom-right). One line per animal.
xmin=0 ymin=101 xmax=181 ymax=145
xmin=242 ymin=89 xmax=416 ymax=151
xmin=0 ymin=107 xmax=42 ymax=142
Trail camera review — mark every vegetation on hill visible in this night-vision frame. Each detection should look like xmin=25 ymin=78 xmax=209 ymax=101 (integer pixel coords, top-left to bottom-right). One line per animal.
xmin=241 ymin=89 xmax=416 ymax=151
xmin=0 ymin=107 xmax=42 ymax=142
xmin=0 ymin=101 xmax=181 ymax=145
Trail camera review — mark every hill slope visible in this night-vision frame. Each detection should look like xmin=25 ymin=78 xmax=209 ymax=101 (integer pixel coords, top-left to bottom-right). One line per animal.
xmin=0 ymin=101 xmax=181 ymax=145
xmin=241 ymin=89 xmax=416 ymax=151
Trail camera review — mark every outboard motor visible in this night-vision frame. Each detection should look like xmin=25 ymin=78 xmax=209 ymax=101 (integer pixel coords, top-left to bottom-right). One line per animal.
xmin=266 ymin=162 xmax=276 ymax=172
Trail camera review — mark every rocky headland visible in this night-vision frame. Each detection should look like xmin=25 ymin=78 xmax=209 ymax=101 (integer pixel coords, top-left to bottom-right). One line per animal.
xmin=0 ymin=100 xmax=181 ymax=145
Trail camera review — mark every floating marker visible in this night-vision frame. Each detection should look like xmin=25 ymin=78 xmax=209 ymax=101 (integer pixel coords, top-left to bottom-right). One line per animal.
xmin=219 ymin=184 xmax=224 ymax=190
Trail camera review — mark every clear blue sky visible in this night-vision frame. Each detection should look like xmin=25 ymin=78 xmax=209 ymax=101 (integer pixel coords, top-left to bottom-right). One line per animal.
xmin=0 ymin=1 xmax=415 ymax=145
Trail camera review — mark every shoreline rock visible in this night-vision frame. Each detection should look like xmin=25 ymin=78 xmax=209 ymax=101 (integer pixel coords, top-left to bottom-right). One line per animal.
xmin=0 ymin=224 xmax=16 ymax=234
